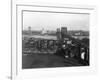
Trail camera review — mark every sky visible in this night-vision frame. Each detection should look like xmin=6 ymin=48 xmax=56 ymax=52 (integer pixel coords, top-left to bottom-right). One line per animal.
xmin=23 ymin=11 xmax=89 ymax=31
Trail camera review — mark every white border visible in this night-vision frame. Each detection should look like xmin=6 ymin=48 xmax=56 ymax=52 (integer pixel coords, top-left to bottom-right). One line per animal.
xmin=12 ymin=2 xmax=97 ymax=80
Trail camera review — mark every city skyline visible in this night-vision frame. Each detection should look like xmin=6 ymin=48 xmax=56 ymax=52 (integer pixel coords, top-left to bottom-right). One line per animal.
xmin=23 ymin=26 xmax=89 ymax=32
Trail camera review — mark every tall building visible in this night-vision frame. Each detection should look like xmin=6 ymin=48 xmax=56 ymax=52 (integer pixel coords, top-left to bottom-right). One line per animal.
xmin=28 ymin=26 xmax=32 ymax=35
xmin=28 ymin=26 xmax=31 ymax=31
xmin=56 ymin=28 xmax=61 ymax=40
xmin=61 ymin=27 xmax=67 ymax=39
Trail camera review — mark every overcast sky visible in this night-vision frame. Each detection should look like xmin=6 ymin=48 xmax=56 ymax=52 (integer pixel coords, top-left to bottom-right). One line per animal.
xmin=23 ymin=11 xmax=89 ymax=31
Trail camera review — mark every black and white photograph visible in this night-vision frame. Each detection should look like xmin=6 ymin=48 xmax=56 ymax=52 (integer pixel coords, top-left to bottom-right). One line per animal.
xmin=9 ymin=0 xmax=98 ymax=79
xmin=0 ymin=0 xmax=98 ymax=79
xmin=22 ymin=11 xmax=90 ymax=69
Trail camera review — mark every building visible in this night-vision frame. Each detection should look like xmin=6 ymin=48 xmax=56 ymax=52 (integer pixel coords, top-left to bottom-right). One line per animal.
xmin=56 ymin=28 xmax=61 ymax=40
xmin=61 ymin=27 xmax=67 ymax=39
xmin=28 ymin=26 xmax=31 ymax=31
xmin=28 ymin=26 xmax=32 ymax=35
